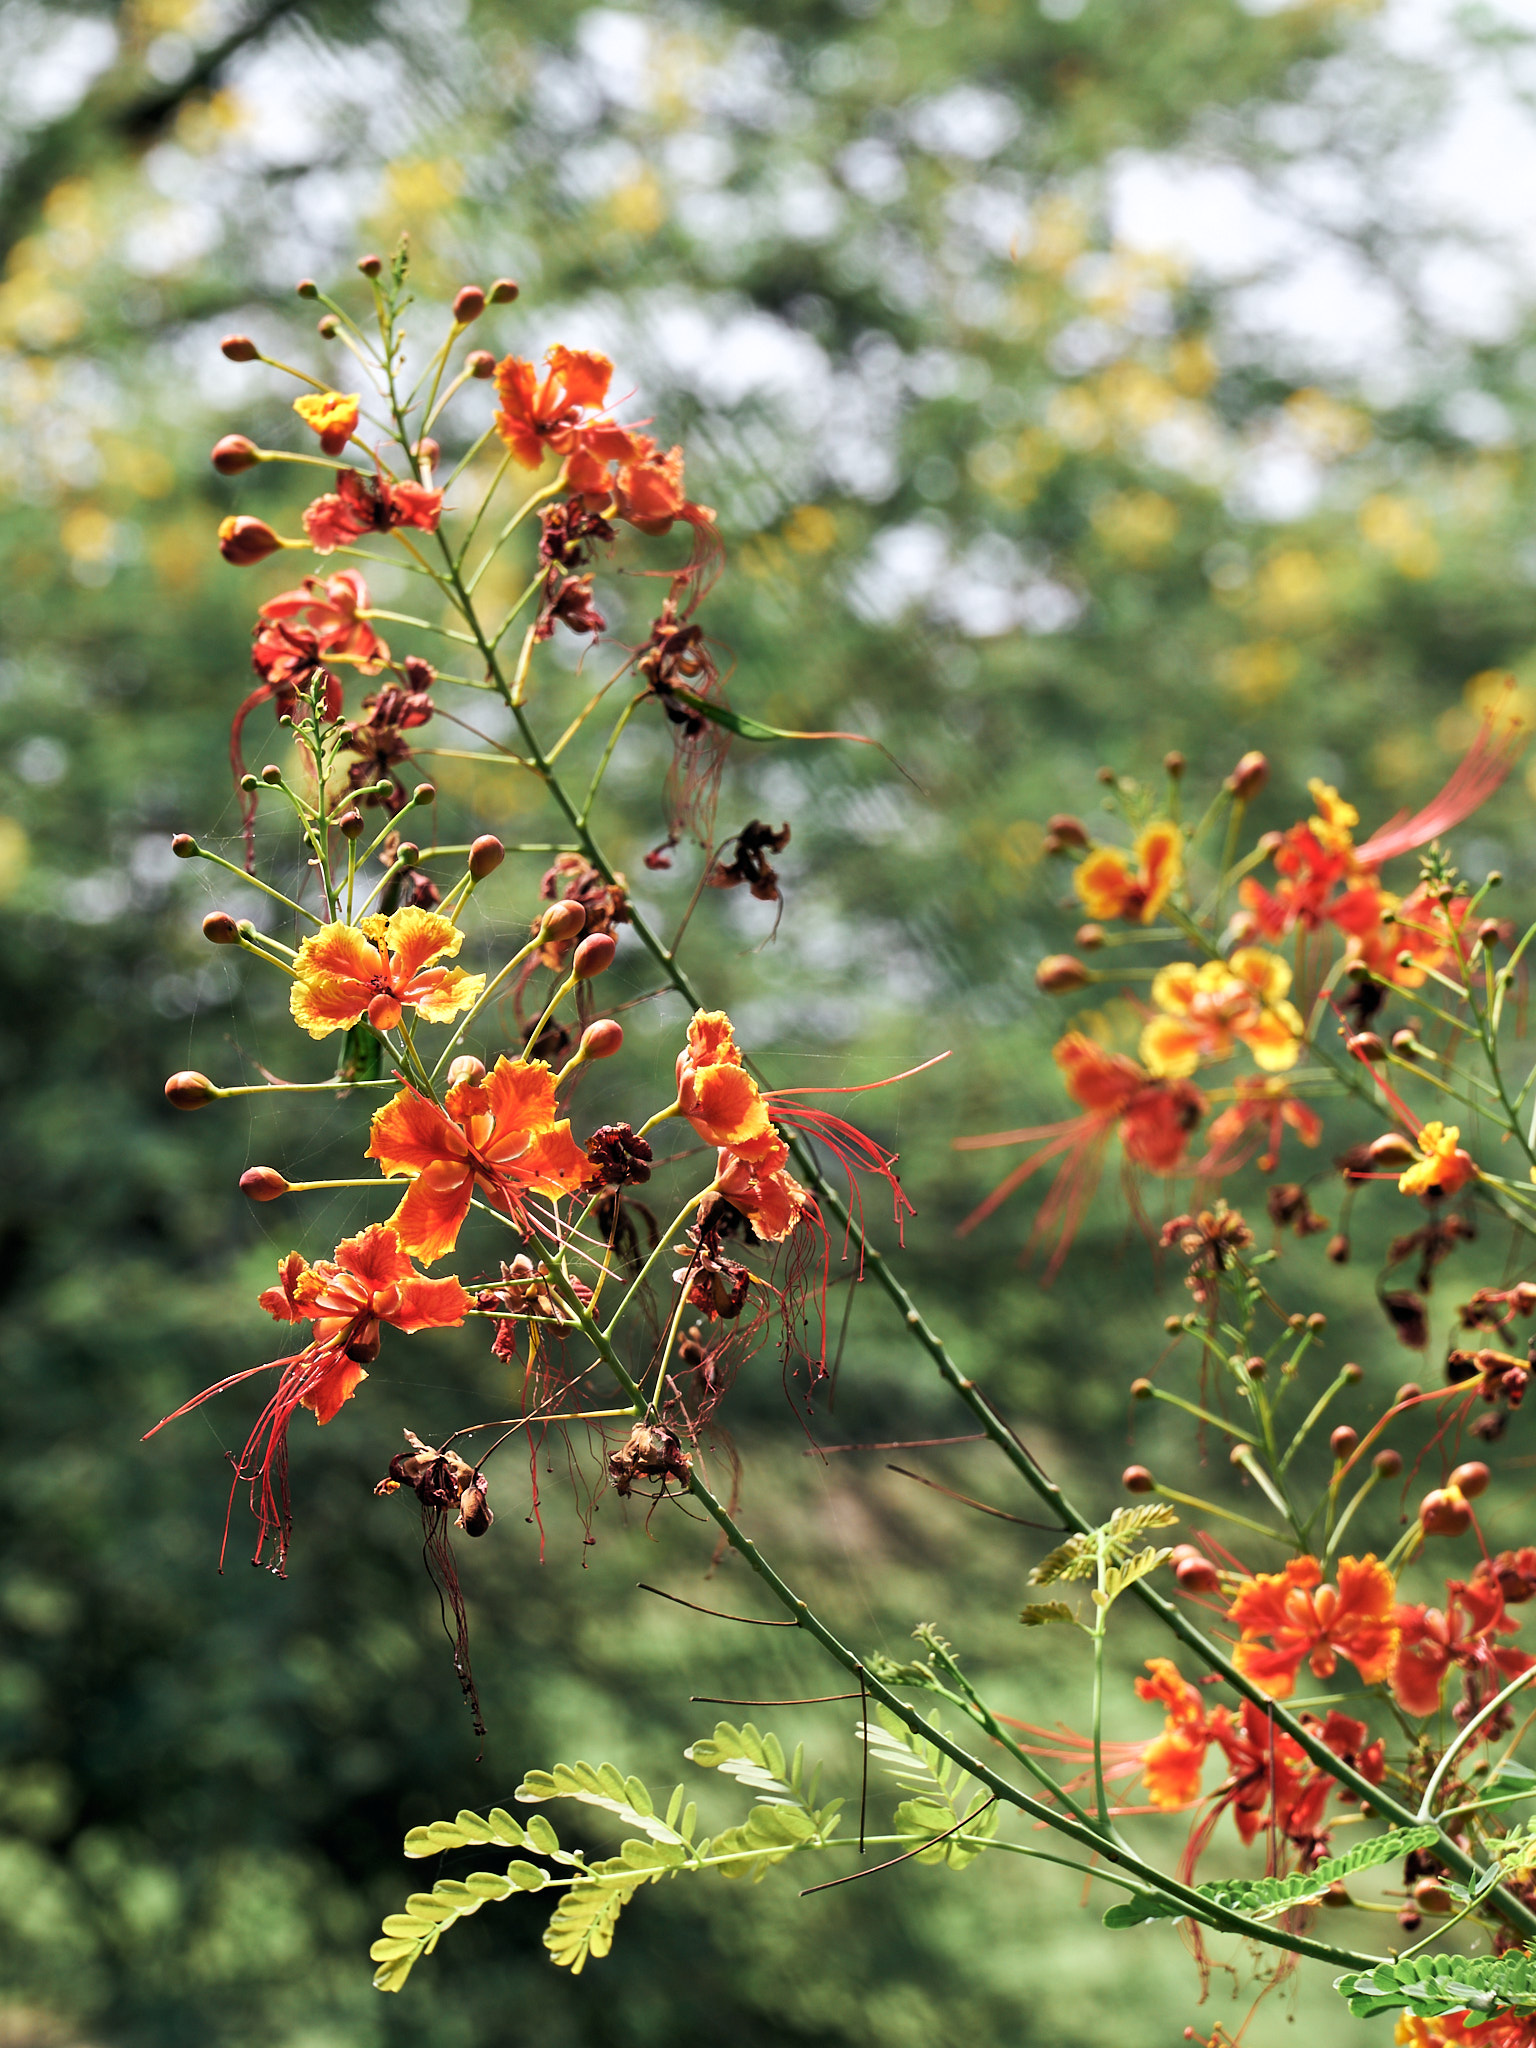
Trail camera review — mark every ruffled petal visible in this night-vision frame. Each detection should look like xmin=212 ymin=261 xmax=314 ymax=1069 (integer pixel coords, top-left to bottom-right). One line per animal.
xmin=369 ymin=1088 xmax=465 ymax=1176
xmin=410 ymin=966 xmax=485 ymax=1023
xmin=387 ymin=1161 xmax=475 ymax=1263
xmin=1139 ymin=1015 xmax=1206 ymax=1080
xmin=385 ymin=905 xmax=462 ymax=985
xmin=290 ymin=974 xmax=370 ymax=1037
xmin=334 ymin=1221 xmax=416 ymax=1291
xmin=514 ymin=1123 xmax=592 ymax=1197
xmin=389 ymin=1272 xmax=474 ymax=1332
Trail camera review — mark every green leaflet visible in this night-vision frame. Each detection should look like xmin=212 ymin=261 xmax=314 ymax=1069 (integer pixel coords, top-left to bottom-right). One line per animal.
xmin=1105 ymin=1824 xmax=1441 ymax=1931
xmin=543 ymin=1841 xmax=689 ymax=1974
xmin=1019 ymin=1600 xmax=1078 ymax=1628
xmin=1337 ymin=1950 xmax=1536 ymax=2021
xmin=863 ymin=1706 xmax=997 ymax=1870
xmin=370 ymin=1869 xmax=518 ymax=1992
xmin=516 ymin=1761 xmax=694 ymax=1847
xmin=403 ymin=1806 xmax=527 ymax=1859
xmin=1030 ymin=1504 xmax=1179 ymax=1588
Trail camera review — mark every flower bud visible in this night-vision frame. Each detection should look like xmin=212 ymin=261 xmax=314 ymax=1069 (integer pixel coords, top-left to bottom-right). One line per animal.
xmin=318 ymin=314 xmax=338 ymax=338
xmin=1330 ymin=1425 xmax=1358 ymax=1461
xmin=260 ymin=762 xmax=283 ymax=786
xmin=467 ymin=349 xmax=496 ymax=378
xmin=1307 ymin=1312 xmax=1326 ymax=1331
xmin=171 ymin=832 xmax=197 ymax=858
xmin=1478 ymin=919 xmax=1504 ymax=950
xmin=1420 ymin=1486 xmax=1472 ymax=1538
xmin=217 ymin=515 xmax=282 ymax=565
xmin=336 ymin=808 xmax=363 ymax=840
xmin=211 ymin=434 xmax=260 ymax=474
xmin=239 ymin=1166 xmax=289 ymax=1201
xmin=453 ymin=285 xmax=486 ymax=324
xmin=164 ymin=1070 xmax=216 ymax=1110
xmin=357 ymin=253 xmax=383 ymax=276
xmin=1391 ymin=1029 xmax=1419 ymax=1058
xmin=1342 ymin=1361 xmax=1363 ymax=1383
xmin=1163 ymin=1315 xmax=1182 ymax=1335
xmin=580 ymin=1018 xmax=624 ymax=1061
xmin=447 ymin=1055 xmax=486 ymax=1086
xmin=1075 ymin=922 xmax=1105 ymax=951
xmin=1395 ymin=1382 xmax=1423 ymax=1406
xmin=220 ymin=333 xmax=259 ymax=361
xmin=1035 ymin=953 xmax=1091 ymax=993
xmin=1327 ymin=1233 xmax=1350 ymax=1263
xmin=1226 ymin=751 xmax=1269 ymax=800
xmin=1046 ymin=813 xmax=1089 ymax=849
xmin=1451 ymin=1460 xmax=1490 ymax=1499
xmin=488 ymin=278 xmax=520 ymax=303
xmin=1129 ymin=1376 xmax=1153 ymax=1400
xmin=367 ymin=992 xmax=403 ymax=1031
xmin=296 ymin=278 xmax=318 ymax=298
xmin=1413 ymin=1880 xmax=1454 ymax=1915
xmin=202 ymin=911 xmax=240 ymax=944
xmin=540 ymin=900 xmax=587 ymax=943
xmin=1122 ymin=1464 xmax=1154 ymax=1493
xmin=1164 ymin=751 xmax=1185 ymax=778
xmin=410 ymin=781 xmax=436 ymax=806
xmin=413 ymin=438 xmax=440 ymax=472
xmin=1346 ymin=1031 xmax=1386 ymax=1063
xmin=1368 ymin=1132 xmax=1418 ymax=1168
xmin=1244 ymin=1356 xmax=1265 ymax=1379
xmin=468 ymin=834 xmax=505 ymax=880
xmin=1374 ymin=1448 xmax=1403 ymax=1478
xmin=573 ymin=932 xmax=616 ymax=980
xmin=1174 ymin=1552 xmax=1220 ymax=1595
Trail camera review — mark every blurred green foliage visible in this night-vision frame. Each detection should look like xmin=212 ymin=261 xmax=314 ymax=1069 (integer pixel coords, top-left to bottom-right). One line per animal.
xmin=6 ymin=0 xmax=1536 ymax=2042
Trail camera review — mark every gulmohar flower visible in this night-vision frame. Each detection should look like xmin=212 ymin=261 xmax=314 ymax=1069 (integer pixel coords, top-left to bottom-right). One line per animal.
xmin=1140 ymin=947 xmax=1303 ymax=1078
xmin=1400 ymin=1121 xmax=1477 ymax=1199
xmin=289 ymin=907 xmax=484 ymax=1037
xmin=1073 ymin=819 xmax=1181 ymax=925
xmin=1225 ymin=1553 xmax=1398 ymax=1699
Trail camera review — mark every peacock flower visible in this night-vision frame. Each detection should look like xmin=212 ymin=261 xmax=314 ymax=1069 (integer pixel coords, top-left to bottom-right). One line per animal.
xmin=712 ymin=1132 xmax=811 ymax=1243
xmin=368 ymin=1058 xmax=591 ymax=1262
xmin=1134 ymin=1658 xmax=1213 ymax=1811
xmin=303 ymin=469 xmax=443 ymax=554
xmin=293 ymin=390 xmax=360 ymax=455
xmin=256 ymin=568 xmax=386 ymax=670
xmin=1399 ymin=1121 xmax=1477 ymax=1200
xmin=288 ymin=907 xmax=484 ymax=1038
xmin=492 ymin=347 xmax=638 ymax=503
xmin=1073 ymin=819 xmax=1181 ymax=925
xmin=1141 ymin=948 xmax=1303 ymax=1079
xmin=1391 ymin=1570 xmax=1532 ymax=1718
xmin=613 ymin=436 xmax=699 ymax=535
xmin=676 ymin=1010 xmax=774 ymax=1149
xmin=1201 ymin=1075 xmax=1323 ymax=1174
xmin=1226 ymin=1554 xmax=1398 ymax=1699
xmin=1305 ymin=778 xmax=1359 ymax=856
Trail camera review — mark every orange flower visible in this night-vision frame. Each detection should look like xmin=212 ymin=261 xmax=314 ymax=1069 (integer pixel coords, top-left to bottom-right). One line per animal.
xmin=293 ymin=390 xmax=360 ymax=455
xmin=676 ymin=1010 xmax=773 ymax=1149
xmin=712 ymin=1132 xmax=811 ymax=1243
xmin=1201 ymin=1076 xmax=1323 ymax=1173
xmin=368 ymin=1058 xmax=591 ymax=1262
xmin=492 ymin=347 xmax=638 ymax=502
xmin=256 ymin=568 xmax=386 ymax=670
xmin=1226 ymin=1554 xmax=1398 ymax=1699
xmin=613 ymin=436 xmax=693 ymax=534
xmin=1140 ymin=948 xmax=1303 ymax=1079
xmin=1399 ymin=1122 xmax=1477 ymax=1199
xmin=1396 ymin=2015 xmax=1536 ymax=2048
xmin=1073 ymin=819 xmax=1181 ymax=925
xmin=1134 ymin=1658 xmax=1212 ymax=1810
xmin=289 ymin=907 xmax=484 ymax=1037
xmin=1391 ymin=1570 xmax=1532 ymax=1718
xmin=303 ymin=469 xmax=443 ymax=554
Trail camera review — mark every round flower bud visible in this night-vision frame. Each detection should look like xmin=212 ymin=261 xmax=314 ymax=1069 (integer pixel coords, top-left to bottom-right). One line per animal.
xmin=1420 ymin=1487 xmax=1472 ymax=1538
xmin=164 ymin=1070 xmax=216 ymax=1110
xmin=1391 ymin=1029 xmax=1419 ymax=1058
xmin=453 ymin=285 xmax=487 ymax=324
xmin=1451 ymin=1460 xmax=1490 ymax=1499
xmin=336 ymin=808 xmax=363 ymax=840
xmin=540 ymin=900 xmax=587 ymax=943
xmin=1368 ymin=1132 xmax=1418 ymax=1167
xmin=1174 ymin=1553 xmax=1220 ymax=1595
xmin=367 ymin=992 xmax=403 ymax=1031
xmin=1413 ymin=1880 xmax=1454 ymax=1916
xmin=317 ymin=314 xmax=338 ymax=338
xmin=1346 ymin=1031 xmax=1386 ymax=1063
xmin=1342 ymin=1362 xmax=1363 ymax=1383
xmin=1330 ymin=1425 xmax=1359 ymax=1461
xmin=217 ymin=515 xmax=282 ymax=566
xmin=393 ymin=842 xmax=420 ymax=866
xmin=580 ymin=1018 xmax=624 ymax=1061
xmin=1226 ymin=751 xmax=1270 ymax=800
xmin=468 ymin=834 xmax=505 ymax=880
xmin=410 ymin=781 xmax=436 ymax=807
xmin=413 ymin=438 xmax=440 ymax=472
xmin=1035 ymin=953 xmax=1091 ymax=993
xmin=488 ymin=278 xmax=520 ymax=303
xmin=171 ymin=832 xmax=197 ymax=858
xmin=573 ymin=932 xmax=617 ymax=980
xmin=1122 ymin=1464 xmax=1154 ymax=1493
xmin=220 ymin=333 xmax=259 ymax=361
xmin=1395 ymin=1381 xmax=1423 ymax=1406
xmin=447 ymin=1055 xmax=486 ymax=1086
xmin=467 ymin=349 xmax=496 ymax=378
xmin=260 ymin=762 xmax=283 ymax=786
xmin=1045 ymin=813 xmax=1089 ymax=848
xmin=1374 ymin=1448 xmax=1403 ymax=1478
xmin=1075 ymin=923 xmax=1105 ymax=951
xmin=211 ymin=434 xmax=260 ymax=474
xmin=1129 ymin=1377 xmax=1153 ymax=1400
xmin=296 ymin=278 xmax=318 ymax=298
xmin=202 ymin=911 xmax=240 ymax=944
xmin=1244 ymin=1356 xmax=1266 ymax=1379
xmin=1306 ymin=1312 xmax=1326 ymax=1331
xmin=1326 ymin=1233 xmax=1350 ymax=1263
xmin=1164 ymin=750 xmax=1186 ymax=778
xmin=357 ymin=252 xmax=383 ymax=276
xmin=239 ymin=1167 xmax=289 ymax=1201
xmin=1478 ymin=919 xmax=1504 ymax=949
xmin=1163 ymin=1315 xmax=1182 ymax=1334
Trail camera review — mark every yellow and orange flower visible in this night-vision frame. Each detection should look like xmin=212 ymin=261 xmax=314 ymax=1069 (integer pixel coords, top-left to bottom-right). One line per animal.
xmin=289 ymin=908 xmax=484 ymax=1038
xmin=713 ymin=1131 xmax=811 ymax=1243
xmin=1140 ymin=948 xmax=1302 ymax=1079
xmin=1073 ymin=819 xmax=1181 ymax=925
xmin=1202 ymin=1075 xmax=1322 ymax=1173
xmin=676 ymin=1010 xmax=774 ymax=1149
xmin=368 ymin=1058 xmax=590 ymax=1262
xmin=1134 ymin=1658 xmax=1213 ymax=1810
xmin=1399 ymin=1121 xmax=1478 ymax=1200
xmin=293 ymin=390 xmax=360 ymax=455
xmin=493 ymin=347 xmax=638 ymax=503
xmin=1225 ymin=1554 xmax=1398 ymax=1699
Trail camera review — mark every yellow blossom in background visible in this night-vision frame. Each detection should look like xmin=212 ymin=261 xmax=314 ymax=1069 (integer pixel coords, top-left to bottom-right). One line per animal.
xmin=386 ymin=158 xmax=462 ymax=217
xmin=1168 ymin=333 xmax=1218 ymax=396
xmin=611 ymin=175 xmax=666 ymax=236
xmin=1091 ymin=489 xmax=1180 ymax=564
xmin=1284 ymin=388 xmax=1370 ymax=459
xmin=1215 ymin=638 xmax=1299 ymax=704
xmin=1253 ymin=548 xmax=1330 ymax=631
xmin=1358 ymin=493 xmax=1441 ymax=578
xmin=783 ymin=505 xmax=838 ymax=554
xmin=0 ymin=818 xmax=28 ymax=900
xmin=1097 ymin=361 xmax=1176 ymax=433
xmin=60 ymin=506 xmax=117 ymax=568
xmin=1047 ymin=385 xmax=1105 ymax=450
xmin=1026 ymin=194 xmax=1088 ymax=273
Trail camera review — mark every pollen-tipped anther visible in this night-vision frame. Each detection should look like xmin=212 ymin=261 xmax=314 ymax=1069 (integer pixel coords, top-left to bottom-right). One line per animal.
xmin=164 ymin=1071 xmax=217 ymax=1110
xmin=240 ymin=1167 xmax=289 ymax=1201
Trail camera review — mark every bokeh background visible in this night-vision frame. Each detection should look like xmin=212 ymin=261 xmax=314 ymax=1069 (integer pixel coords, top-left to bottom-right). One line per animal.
xmin=8 ymin=0 xmax=1536 ymax=2042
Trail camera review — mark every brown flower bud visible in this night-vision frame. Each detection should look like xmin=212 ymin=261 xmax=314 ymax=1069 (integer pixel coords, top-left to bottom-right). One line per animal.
xmin=488 ymin=278 xmax=520 ymax=303
xmin=1306 ymin=1313 xmax=1326 ymax=1331
xmin=573 ymin=932 xmax=616 ymax=980
xmin=217 ymin=515 xmax=282 ymax=565
xmin=1129 ymin=1377 xmax=1153 ymax=1400
xmin=1035 ymin=953 xmax=1091 ymax=993
xmin=202 ymin=911 xmax=240 ymax=944
xmin=1174 ymin=1552 xmax=1221 ymax=1595
xmin=393 ymin=842 xmax=420 ymax=866
xmin=239 ymin=1166 xmax=289 ymax=1201
xmin=468 ymin=834 xmax=505 ymax=880
xmin=452 ymin=285 xmax=486 ymax=324
xmin=1478 ymin=919 xmax=1504 ymax=949
xmin=1164 ymin=750 xmax=1185 ymax=778
xmin=1075 ymin=922 xmax=1105 ymax=951
xmin=410 ymin=781 xmax=436 ymax=806
xmin=1395 ymin=1382 xmax=1423 ymax=1406
xmin=580 ymin=1018 xmax=624 ymax=1061
xmin=211 ymin=434 xmax=260 ymax=474
xmin=1368 ymin=1132 xmax=1418 ymax=1167
xmin=1413 ymin=1880 xmax=1455 ymax=1915
xmin=1327 ymin=1233 xmax=1350 ymax=1263
xmin=1371 ymin=1448 xmax=1402 ymax=1479
xmin=1122 ymin=1464 xmax=1154 ymax=1493
xmin=1420 ymin=1487 xmax=1472 ymax=1537
xmin=164 ymin=1070 xmax=216 ymax=1110
xmin=259 ymin=763 xmax=283 ymax=786
xmin=1342 ymin=1361 xmax=1363 ymax=1383
xmin=447 ymin=1055 xmax=486 ymax=1086
xmin=1226 ymin=750 xmax=1270 ymax=800
xmin=466 ymin=349 xmax=496 ymax=378
xmin=413 ymin=438 xmax=440 ymax=473
xmin=540 ymin=900 xmax=586 ymax=943
xmin=1451 ymin=1460 xmax=1490 ymax=1499
xmin=171 ymin=832 xmax=197 ymax=858
xmin=1330 ymin=1425 xmax=1358 ymax=1461
xmin=1244 ymin=1356 xmax=1266 ymax=1379
xmin=220 ymin=333 xmax=259 ymax=361
xmin=336 ymin=808 xmax=363 ymax=840
xmin=1346 ymin=1031 xmax=1386 ymax=1063
xmin=317 ymin=314 xmax=338 ymax=338
xmin=1163 ymin=1315 xmax=1182 ymax=1334
xmin=357 ymin=253 xmax=383 ymax=276
xmin=1046 ymin=813 xmax=1090 ymax=848
xmin=1391 ymin=1028 xmax=1419 ymax=1057
xmin=296 ymin=278 xmax=318 ymax=298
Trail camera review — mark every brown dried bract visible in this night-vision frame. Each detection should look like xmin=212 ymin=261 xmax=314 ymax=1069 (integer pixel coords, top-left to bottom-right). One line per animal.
xmin=1160 ymin=1203 xmax=1254 ymax=1305
xmin=534 ymin=853 xmax=631 ymax=968
xmin=607 ymin=1421 xmax=692 ymax=1498
xmin=585 ymin=1123 xmax=654 ymax=1187
xmin=1266 ymin=1183 xmax=1329 ymax=1237
xmin=708 ymin=819 xmax=791 ymax=929
xmin=375 ymin=1427 xmax=493 ymax=1536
